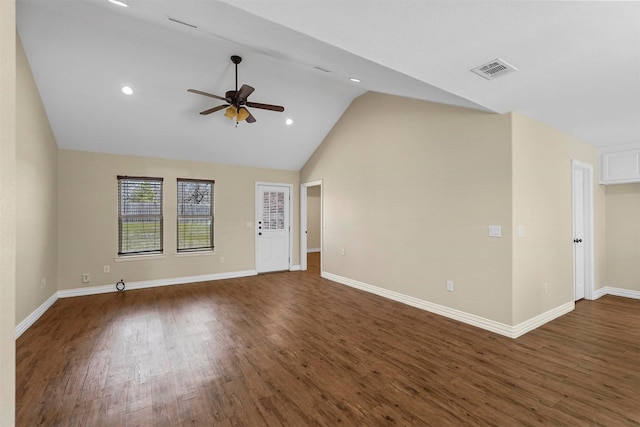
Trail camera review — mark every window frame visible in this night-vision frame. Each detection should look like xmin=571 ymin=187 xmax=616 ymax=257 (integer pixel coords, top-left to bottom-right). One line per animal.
xmin=117 ymin=176 xmax=164 ymax=256
xmin=176 ymin=178 xmax=215 ymax=253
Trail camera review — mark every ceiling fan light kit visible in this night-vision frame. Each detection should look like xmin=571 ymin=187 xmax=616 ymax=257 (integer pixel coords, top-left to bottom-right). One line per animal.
xmin=236 ymin=107 xmax=250 ymax=122
xmin=224 ymin=105 xmax=237 ymax=119
xmin=188 ymin=55 xmax=284 ymax=125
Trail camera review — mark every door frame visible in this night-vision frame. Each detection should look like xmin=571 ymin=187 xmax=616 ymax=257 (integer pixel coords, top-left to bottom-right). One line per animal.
xmin=255 ymin=182 xmax=293 ymax=273
xmin=571 ymin=160 xmax=594 ymax=300
xmin=300 ymin=180 xmax=323 ymax=272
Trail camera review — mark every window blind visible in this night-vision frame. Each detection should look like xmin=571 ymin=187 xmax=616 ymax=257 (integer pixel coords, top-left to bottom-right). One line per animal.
xmin=118 ymin=176 xmax=163 ymax=255
xmin=177 ymin=179 xmax=214 ymax=252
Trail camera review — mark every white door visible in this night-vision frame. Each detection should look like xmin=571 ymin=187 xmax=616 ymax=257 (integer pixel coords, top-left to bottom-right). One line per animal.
xmin=573 ymin=167 xmax=586 ymax=300
xmin=256 ymin=184 xmax=291 ymax=273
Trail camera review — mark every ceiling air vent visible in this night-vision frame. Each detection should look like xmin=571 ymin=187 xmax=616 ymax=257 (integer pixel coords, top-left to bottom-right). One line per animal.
xmin=471 ymin=58 xmax=517 ymax=80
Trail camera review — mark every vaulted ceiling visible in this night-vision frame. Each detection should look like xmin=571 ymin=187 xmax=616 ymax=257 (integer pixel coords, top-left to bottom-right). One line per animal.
xmin=17 ymin=0 xmax=640 ymax=171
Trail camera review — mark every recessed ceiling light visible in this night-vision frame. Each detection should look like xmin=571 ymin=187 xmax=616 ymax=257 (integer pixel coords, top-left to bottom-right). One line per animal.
xmin=285 ymin=118 xmax=293 ymax=126
xmin=121 ymin=86 xmax=133 ymax=95
xmin=108 ymin=0 xmax=129 ymax=7
xmin=350 ymin=78 xmax=361 ymax=83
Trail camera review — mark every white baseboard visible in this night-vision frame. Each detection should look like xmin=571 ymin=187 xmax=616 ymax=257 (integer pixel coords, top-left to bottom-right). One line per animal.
xmin=306 ymin=248 xmax=321 ymax=253
xmin=511 ymin=302 xmax=575 ymax=338
xmin=591 ymin=286 xmax=608 ymax=300
xmin=321 ymin=271 xmax=574 ymax=339
xmin=290 ymin=265 xmax=301 ymax=271
xmin=595 ymin=286 xmax=640 ymax=300
xmin=15 ymin=292 xmax=58 ymax=339
xmin=58 ymin=270 xmax=257 ymax=298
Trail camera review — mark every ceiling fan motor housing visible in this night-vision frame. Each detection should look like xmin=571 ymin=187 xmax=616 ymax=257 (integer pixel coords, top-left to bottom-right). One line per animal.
xmin=225 ymin=90 xmax=237 ymax=103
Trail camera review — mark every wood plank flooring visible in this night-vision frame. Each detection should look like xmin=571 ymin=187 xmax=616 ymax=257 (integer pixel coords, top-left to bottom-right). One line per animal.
xmin=16 ymin=253 xmax=640 ymax=426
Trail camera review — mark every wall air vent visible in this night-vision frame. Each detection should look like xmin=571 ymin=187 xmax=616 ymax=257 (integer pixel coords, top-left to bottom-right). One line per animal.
xmin=471 ymin=58 xmax=517 ymax=80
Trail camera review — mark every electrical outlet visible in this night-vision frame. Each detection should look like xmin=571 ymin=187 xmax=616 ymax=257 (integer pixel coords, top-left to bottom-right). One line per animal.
xmin=219 ymin=256 xmax=225 ymax=263
xmin=341 ymin=248 xmax=345 ymax=256
xmin=489 ymin=225 xmax=502 ymax=237
xmin=104 ymin=265 xmax=110 ymax=273
xmin=447 ymin=280 xmax=454 ymax=292
xmin=544 ymin=283 xmax=548 ymax=294
xmin=40 ymin=277 xmax=46 ymax=288
xmin=82 ymin=273 xmax=90 ymax=283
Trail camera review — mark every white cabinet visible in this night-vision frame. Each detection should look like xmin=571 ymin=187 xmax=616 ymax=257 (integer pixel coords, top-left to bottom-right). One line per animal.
xmin=600 ymin=145 xmax=640 ymax=184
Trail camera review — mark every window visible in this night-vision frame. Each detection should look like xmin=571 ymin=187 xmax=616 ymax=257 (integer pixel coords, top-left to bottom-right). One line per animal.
xmin=177 ymin=179 xmax=214 ymax=252
xmin=117 ymin=176 xmax=163 ymax=255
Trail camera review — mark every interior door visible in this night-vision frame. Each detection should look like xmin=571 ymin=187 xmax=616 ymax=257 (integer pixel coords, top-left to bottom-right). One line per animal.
xmin=256 ymin=184 xmax=290 ymax=273
xmin=573 ymin=167 xmax=586 ymax=300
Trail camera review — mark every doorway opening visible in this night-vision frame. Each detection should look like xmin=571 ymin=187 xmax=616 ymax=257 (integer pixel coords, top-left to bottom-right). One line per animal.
xmin=300 ymin=180 xmax=322 ymax=274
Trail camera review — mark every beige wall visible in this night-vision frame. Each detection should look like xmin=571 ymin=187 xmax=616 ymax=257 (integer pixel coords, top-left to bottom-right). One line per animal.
xmin=301 ymin=92 xmax=612 ymax=327
xmin=0 ymin=2 xmax=17 ymax=424
xmin=510 ymin=113 xmax=605 ymax=324
xmin=16 ymin=34 xmax=58 ymax=325
xmin=606 ymin=183 xmax=640 ymax=290
xmin=306 ymin=185 xmax=321 ymax=250
xmin=58 ymin=150 xmax=299 ymax=290
xmin=302 ymin=92 xmax=514 ymax=324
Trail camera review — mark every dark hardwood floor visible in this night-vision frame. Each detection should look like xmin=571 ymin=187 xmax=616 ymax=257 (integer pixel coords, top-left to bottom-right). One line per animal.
xmin=16 ymin=253 xmax=640 ymax=426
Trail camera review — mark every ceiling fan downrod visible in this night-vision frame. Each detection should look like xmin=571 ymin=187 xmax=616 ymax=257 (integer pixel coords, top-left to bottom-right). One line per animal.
xmin=231 ymin=55 xmax=242 ymax=96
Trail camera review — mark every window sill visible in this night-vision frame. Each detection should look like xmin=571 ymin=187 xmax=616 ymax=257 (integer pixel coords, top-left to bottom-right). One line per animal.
xmin=174 ymin=251 xmax=216 ymax=258
xmin=114 ymin=253 xmax=166 ymax=262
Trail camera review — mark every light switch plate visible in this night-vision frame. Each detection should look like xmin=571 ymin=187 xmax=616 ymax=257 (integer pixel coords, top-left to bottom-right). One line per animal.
xmin=489 ymin=225 xmax=502 ymax=237
xmin=518 ymin=226 xmax=525 ymax=238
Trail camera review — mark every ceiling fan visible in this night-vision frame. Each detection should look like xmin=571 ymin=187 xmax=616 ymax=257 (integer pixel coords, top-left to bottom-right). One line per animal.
xmin=188 ymin=55 xmax=284 ymax=124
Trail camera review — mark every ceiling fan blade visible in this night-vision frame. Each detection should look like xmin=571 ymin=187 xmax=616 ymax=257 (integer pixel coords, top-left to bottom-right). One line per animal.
xmin=199 ymin=104 xmax=229 ymax=115
xmin=237 ymin=84 xmax=255 ymax=100
xmin=188 ymin=89 xmax=227 ymax=102
xmin=245 ymin=109 xmax=257 ymax=123
xmin=246 ymin=102 xmax=285 ymax=112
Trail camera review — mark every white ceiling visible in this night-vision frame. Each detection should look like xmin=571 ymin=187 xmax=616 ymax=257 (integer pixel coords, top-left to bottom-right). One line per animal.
xmin=17 ymin=0 xmax=640 ymax=171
